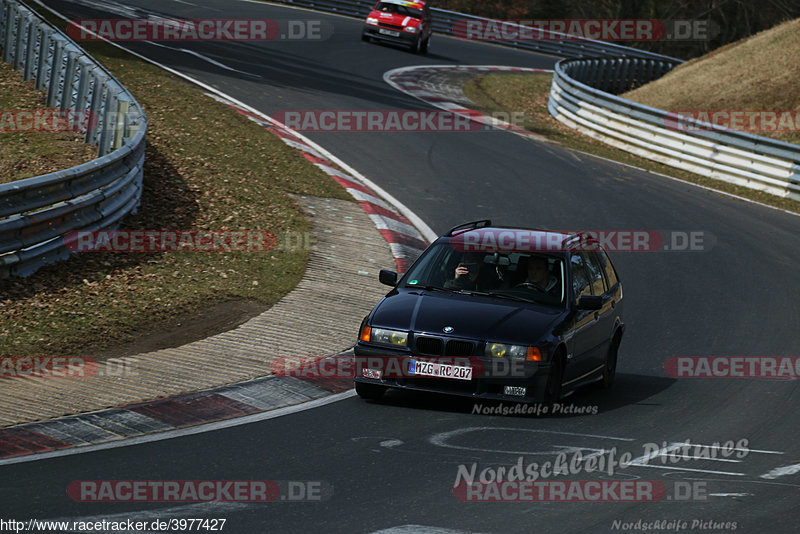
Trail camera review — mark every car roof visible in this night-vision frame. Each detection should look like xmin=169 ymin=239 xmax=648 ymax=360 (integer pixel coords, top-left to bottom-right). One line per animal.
xmin=376 ymin=0 xmax=427 ymax=7
xmin=440 ymin=220 xmax=592 ymax=257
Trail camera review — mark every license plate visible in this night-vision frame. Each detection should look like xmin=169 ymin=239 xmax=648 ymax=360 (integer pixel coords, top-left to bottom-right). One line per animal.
xmin=379 ymin=29 xmax=400 ymax=37
xmin=409 ymin=360 xmax=472 ymax=380
xmin=504 ymin=386 xmax=526 ymax=396
xmin=362 ymin=368 xmax=382 ymax=379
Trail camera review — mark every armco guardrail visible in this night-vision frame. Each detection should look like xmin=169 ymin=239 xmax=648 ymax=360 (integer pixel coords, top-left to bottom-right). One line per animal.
xmin=548 ymin=58 xmax=800 ymax=201
xmin=0 ymin=0 xmax=147 ymax=277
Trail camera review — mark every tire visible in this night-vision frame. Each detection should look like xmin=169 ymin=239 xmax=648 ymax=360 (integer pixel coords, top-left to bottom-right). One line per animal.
xmin=355 ymin=381 xmax=385 ymax=400
xmin=543 ymin=354 xmax=564 ymax=404
xmin=420 ymin=35 xmax=429 ymax=54
xmin=600 ymin=338 xmax=619 ymax=389
xmin=411 ymin=36 xmax=422 ymax=54
xmin=361 ymin=32 xmax=370 ymax=42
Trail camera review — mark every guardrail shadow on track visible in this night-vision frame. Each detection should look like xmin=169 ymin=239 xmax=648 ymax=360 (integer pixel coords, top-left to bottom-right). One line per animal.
xmin=0 ymin=0 xmax=147 ymax=278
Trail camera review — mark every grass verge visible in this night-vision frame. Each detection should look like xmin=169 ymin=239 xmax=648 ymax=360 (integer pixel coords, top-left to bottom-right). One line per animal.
xmin=0 ymin=23 xmax=352 ymax=357
xmin=0 ymin=61 xmax=97 ymax=183
xmin=462 ymin=72 xmax=800 ymax=215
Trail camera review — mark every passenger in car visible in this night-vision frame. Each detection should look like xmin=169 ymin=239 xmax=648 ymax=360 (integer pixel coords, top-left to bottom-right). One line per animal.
xmin=444 ymin=252 xmax=498 ymax=291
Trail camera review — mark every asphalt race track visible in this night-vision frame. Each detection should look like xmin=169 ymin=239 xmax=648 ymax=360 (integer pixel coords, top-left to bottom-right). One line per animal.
xmin=6 ymin=0 xmax=800 ymax=532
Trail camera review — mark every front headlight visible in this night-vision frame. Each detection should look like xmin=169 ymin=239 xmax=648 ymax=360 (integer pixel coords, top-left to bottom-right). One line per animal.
xmin=404 ymin=26 xmax=418 ymax=33
xmin=366 ymin=17 xmax=379 ymax=25
xmin=362 ymin=327 xmax=408 ymax=347
xmin=485 ymin=343 xmax=542 ymax=361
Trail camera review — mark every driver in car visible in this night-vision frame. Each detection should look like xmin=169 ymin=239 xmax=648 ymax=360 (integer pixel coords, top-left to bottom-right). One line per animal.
xmin=517 ymin=255 xmax=559 ymax=295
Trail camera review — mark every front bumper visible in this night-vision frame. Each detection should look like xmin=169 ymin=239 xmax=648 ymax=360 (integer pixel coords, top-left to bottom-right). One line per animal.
xmin=363 ymin=25 xmax=419 ymax=46
xmin=354 ymin=342 xmax=553 ymax=403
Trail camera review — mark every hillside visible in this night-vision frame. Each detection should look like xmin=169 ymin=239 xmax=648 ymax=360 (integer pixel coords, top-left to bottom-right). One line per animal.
xmin=623 ymin=18 xmax=800 ymax=144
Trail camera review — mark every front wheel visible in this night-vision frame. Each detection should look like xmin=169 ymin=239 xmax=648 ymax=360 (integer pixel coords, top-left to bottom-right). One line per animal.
xmin=355 ymin=381 xmax=385 ymax=400
xmin=410 ymin=36 xmax=422 ymax=54
xmin=420 ymin=35 xmax=430 ymax=54
xmin=543 ymin=356 xmax=564 ymax=404
xmin=600 ymin=339 xmax=619 ymax=389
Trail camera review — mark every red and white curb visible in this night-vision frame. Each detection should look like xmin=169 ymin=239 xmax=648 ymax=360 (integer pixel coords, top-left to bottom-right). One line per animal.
xmin=205 ymin=94 xmax=430 ymax=273
xmin=0 ymin=354 xmax=353 ymax=464
xmin=384 ymin=64 xmax=553 ymax=140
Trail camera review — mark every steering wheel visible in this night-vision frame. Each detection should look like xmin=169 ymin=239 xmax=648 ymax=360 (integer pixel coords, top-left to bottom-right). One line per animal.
xmin=515 ymin=282 xmax=546 ymax=292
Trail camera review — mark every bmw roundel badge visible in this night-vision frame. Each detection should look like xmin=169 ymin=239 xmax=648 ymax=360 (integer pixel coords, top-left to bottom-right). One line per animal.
xmin=443 ymin=326 xmax=454 ymax=334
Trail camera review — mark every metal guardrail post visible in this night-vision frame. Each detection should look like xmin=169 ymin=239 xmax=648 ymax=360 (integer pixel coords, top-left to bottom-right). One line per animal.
xmin=61 ymin=49 xmax=77 ymax=110
xmin=74 ymin=57 xmax=90 ymax=111
xmin=87 ymin=71 xmax=106 ymax=146
xmin=113 ymin=99 xmax=129 ymax=150
xmin=46 ymin=35 xmax=62 ymax=107
xmin=12 ymin=9 xmax=24 ymax=69
xmin=2 ymin=2 xmax=15 ymax=63
xmin=34 ymin=28 xmax=48 ymax=90
xmin=99 ymin=87 xmax=118 ymax=156
xmin=23 ymin=17 xmax=35 ymax=79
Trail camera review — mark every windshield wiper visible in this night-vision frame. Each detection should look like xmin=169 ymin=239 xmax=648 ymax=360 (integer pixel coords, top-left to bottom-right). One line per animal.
xmin=484 ymin=291 xmax=537 ymax=303
xmin=407 ymin=284 xmax=454 ymax=293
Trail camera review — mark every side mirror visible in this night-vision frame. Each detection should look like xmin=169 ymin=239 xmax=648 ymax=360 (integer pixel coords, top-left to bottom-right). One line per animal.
xmin=379 ymin=269 xmax=398 ymax=286
xmin=577 ymin=295 xmax=603 ymax=310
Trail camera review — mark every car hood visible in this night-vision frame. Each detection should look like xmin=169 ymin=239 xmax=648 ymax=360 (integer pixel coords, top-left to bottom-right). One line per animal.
xmin=370 ymin=10 xmax=421 ymax=27
xmin=370 ymin=290 xmax=564 ymax=344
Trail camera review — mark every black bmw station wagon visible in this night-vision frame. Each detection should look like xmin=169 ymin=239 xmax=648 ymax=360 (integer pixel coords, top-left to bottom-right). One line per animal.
xmin=354 ymin=220 xmax=625 ymax=405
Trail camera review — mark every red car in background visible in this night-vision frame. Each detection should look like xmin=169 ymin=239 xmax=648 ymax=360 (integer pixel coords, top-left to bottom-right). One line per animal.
xmin=362 ymin=0 xmax=433 ymax=53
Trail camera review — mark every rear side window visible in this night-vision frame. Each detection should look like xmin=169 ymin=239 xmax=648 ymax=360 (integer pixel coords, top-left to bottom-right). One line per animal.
xmin=597 ymin=251 xmax=619 ymax=289
xmin=570 ymin=254 xmax=592 ymax=305
xmin=584 ymin=252 xmax=606 ymax=295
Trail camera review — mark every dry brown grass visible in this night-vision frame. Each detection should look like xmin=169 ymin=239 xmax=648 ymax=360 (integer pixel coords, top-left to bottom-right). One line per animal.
xmin=0 ymin=62 xmax=98 ymax=183
xmin=624 ymin=18 xmax=800 ymax=144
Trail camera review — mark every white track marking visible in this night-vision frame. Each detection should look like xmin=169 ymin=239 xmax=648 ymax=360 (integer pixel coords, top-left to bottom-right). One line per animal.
xmin=143 ymin=41 xmax=261 ymax=77
xmin=429 ymin=426 xmax=634 ymax=456
xmin=761 ymin=462 xmax=800 ymax=480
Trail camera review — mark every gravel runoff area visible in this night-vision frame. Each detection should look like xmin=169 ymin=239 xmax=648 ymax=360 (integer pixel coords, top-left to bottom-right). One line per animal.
xmin=0 ymin=196 xmax=396 ymax=428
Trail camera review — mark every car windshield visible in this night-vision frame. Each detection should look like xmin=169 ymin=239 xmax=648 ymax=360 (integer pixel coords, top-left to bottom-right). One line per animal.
xmin=376 ymin=1 xmax=423 ymax=18
xmin=402 ymin=242 xmax=566 ymax=307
